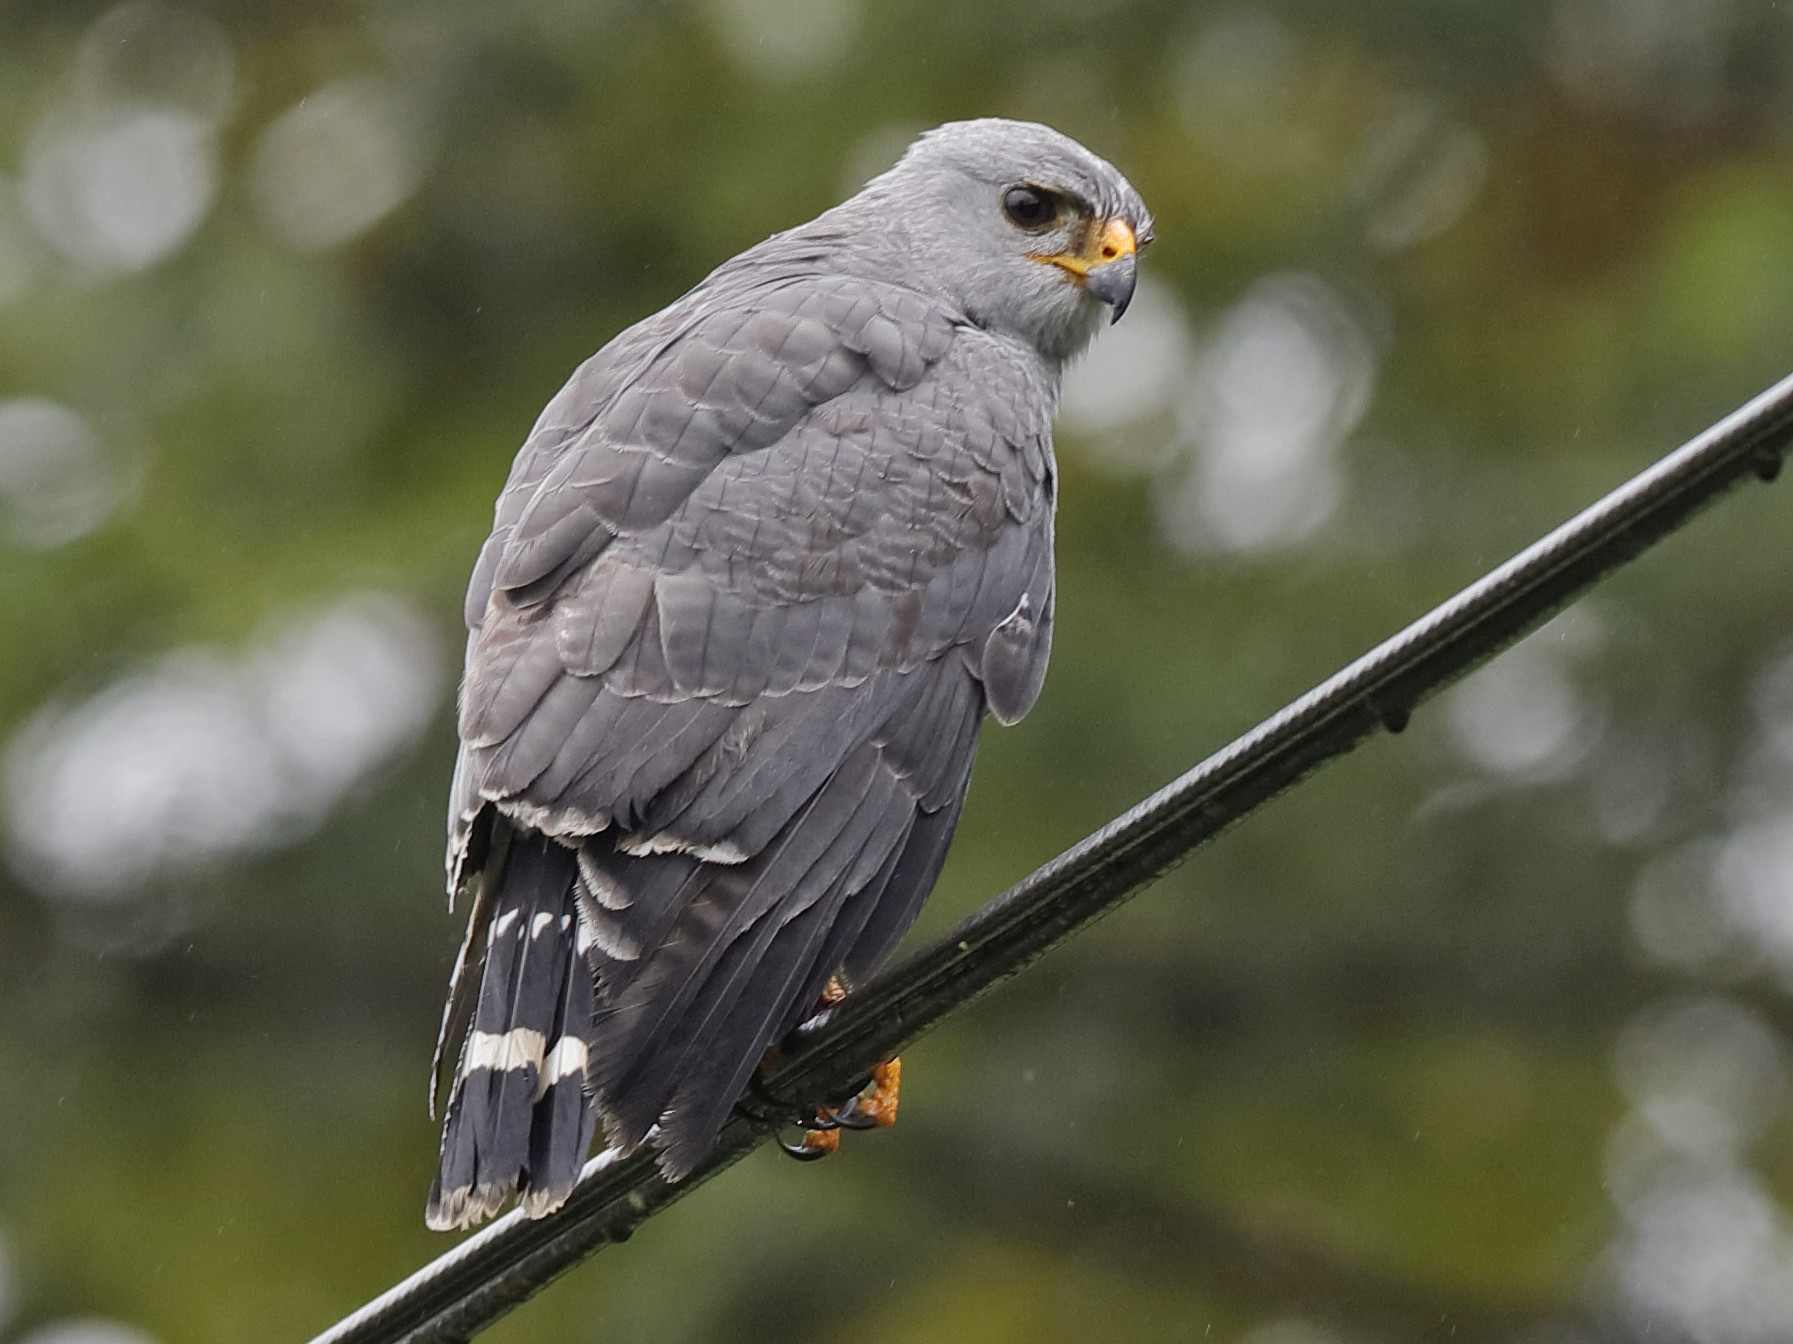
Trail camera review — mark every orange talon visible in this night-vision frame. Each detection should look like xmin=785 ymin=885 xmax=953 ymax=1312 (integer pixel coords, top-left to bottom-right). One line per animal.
xmin=799 ymin=1126 xmax=841 ymax=1158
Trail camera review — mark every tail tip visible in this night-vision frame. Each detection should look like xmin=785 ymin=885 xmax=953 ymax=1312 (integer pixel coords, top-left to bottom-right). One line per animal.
xmin=519 ymin=1181 xmax=576 ymax=1219
xmin=426 ymin=1170 xmax=586 ymax=1230
xmin=425 ymin=1179 xmax=513 ymax=1232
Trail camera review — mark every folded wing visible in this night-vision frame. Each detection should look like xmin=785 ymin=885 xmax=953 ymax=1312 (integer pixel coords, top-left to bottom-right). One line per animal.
xmin=431 ymin=258 xmax=1060 ymax=1214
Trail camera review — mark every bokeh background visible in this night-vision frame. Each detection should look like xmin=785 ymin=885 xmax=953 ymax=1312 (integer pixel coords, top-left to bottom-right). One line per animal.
xmin=2 ymin=2 xmax=1792 ymax=1341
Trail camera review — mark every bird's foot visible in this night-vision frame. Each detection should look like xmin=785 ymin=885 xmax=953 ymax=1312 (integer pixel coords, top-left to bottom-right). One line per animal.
xmin=847 ymin=1056 xmax=901 ymax=1128
xmin=771 ymin=1057 xmax=902 ymax=1161
xmin=748 ymin=976 xmax=902 ymax=1162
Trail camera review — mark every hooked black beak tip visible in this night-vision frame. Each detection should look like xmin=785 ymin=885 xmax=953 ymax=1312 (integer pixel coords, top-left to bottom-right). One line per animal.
xmin=1085 ymin=254 xmax=1137 ymax=324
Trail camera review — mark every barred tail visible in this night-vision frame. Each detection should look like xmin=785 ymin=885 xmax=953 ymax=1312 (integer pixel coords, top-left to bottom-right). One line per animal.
xmin=426 ymin=831 xmax=600 ymax=1231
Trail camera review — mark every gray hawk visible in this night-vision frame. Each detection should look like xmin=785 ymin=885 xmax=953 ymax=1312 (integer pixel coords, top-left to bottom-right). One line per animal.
xmin=425 ymin=118 xmax=1152 ymax=1229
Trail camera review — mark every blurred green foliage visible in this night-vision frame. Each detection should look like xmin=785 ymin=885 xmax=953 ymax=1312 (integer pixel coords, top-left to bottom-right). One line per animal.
xmin=2 ymin=2 xmax=1792 ymax=1342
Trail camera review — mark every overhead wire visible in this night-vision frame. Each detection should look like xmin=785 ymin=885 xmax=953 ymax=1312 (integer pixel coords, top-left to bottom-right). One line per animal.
xmin=311 ymin=369 xmax=1793 ymax=1344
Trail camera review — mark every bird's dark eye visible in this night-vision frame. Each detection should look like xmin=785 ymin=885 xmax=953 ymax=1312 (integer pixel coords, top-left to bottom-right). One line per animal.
xmin=1002 ymin=185 xmax=1057 ymax=231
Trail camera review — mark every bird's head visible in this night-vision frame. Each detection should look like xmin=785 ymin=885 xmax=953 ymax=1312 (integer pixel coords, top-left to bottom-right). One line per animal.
xmin=857 ymin=118 xmax=1154 ymax=364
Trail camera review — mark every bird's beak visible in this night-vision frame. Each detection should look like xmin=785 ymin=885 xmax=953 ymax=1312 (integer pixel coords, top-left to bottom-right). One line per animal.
xmin=1033 ymin=217 xmax=1139 ymax=324
xmin=1085 ymin=254 xmax=1137 ymax=324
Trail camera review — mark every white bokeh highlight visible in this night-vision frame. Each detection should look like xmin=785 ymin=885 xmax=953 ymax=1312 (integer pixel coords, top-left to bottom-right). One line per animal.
xmin=1750 ymin=645 xmax=1793 ymax=765
xmin=1445 ymin=612 xmax=1604 ymax=781
xmin=3 ymin=593 xmax=442 ymax=902
xmin=1628 ymin=840 xmax=1733 ymax=974
xmin=1602 ymin=1157 xmax=1793 ymax=1343
xmin=250 ymin=80 xmax=427 ymax=252
xmin=20 ymin=3 xmax=233 ymax=275
xmin=1356 ymin=98 xmax=1490 ymax=253
xmin=1714 ymin=821 xmax=1793 ymax=986
xmin=0 ymin=398 xmax=127 ymax=548
xmin=1159 ymin=274 xmax=1377 ymax=556
xmin=23 ymin=105 xmax=217 ymax=272
xmin=1059 ymin=283 xmax=1197 ymax=469
xmin=1613 ymin=997 xmax=1786 ymax=1160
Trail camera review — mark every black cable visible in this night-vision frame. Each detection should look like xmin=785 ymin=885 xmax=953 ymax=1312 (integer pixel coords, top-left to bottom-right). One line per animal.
xmin=310 ymin=371 xmax=1793 ymax=1344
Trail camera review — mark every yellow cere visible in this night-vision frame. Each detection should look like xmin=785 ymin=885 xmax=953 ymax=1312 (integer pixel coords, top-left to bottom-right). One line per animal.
xmin=1032 ymin=216 xmax=1137 ymax=279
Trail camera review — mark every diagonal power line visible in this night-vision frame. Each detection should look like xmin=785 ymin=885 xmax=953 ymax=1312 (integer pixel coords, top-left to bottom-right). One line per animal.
xmin=311 ymin=371 xmax=1793 ymax=1344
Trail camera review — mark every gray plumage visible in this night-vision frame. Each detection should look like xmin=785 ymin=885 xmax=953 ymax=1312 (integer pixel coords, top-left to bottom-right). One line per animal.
xmin=425 ymin=118 xmax=1152 ymax=1229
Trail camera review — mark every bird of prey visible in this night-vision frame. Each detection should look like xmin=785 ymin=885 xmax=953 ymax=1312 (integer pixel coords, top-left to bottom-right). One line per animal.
xmin=426 ymin=118 xmax=1151 ymax=1230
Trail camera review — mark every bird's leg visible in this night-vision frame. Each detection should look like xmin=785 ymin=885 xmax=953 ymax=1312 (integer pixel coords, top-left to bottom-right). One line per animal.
xmin=804 ymin=976 xmax=900 ymax=1132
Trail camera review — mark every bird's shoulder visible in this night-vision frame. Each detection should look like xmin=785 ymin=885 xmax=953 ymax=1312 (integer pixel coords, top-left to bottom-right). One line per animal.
xmin=463 ymin=238 xmax=1060 ymax=624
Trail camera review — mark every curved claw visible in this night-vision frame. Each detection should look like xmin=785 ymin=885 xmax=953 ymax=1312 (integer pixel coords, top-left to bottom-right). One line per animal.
xmin=777 ymin=1126 xmax=841 ymax=1162
xmin=777 ymin=1132 xmax=834 ymax=1161
xmin=824 ymin=1098 xmax=881 ymax=1131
